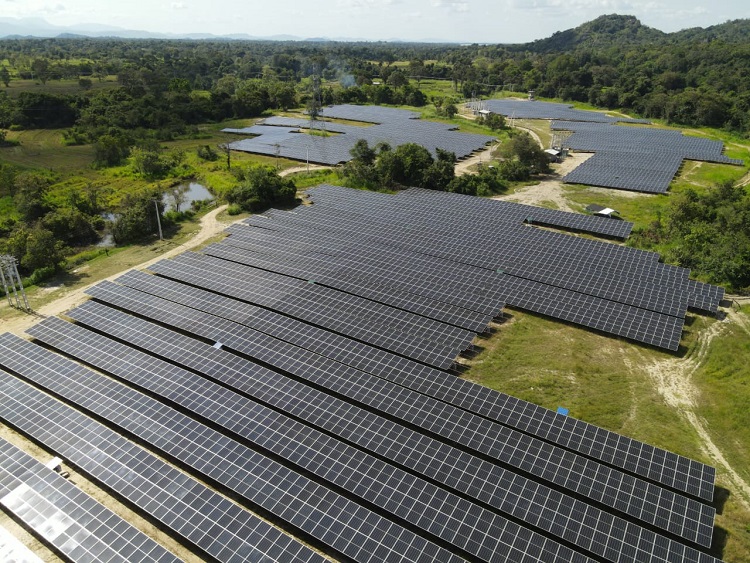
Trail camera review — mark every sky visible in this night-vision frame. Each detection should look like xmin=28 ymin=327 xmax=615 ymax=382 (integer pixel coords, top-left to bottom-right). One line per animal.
xmin=2 ymin=0 xmax=748 ymax=43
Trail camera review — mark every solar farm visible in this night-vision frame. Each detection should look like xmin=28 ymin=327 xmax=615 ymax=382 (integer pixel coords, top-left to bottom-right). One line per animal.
xmin=223 ymin=104 xmax=495 ymax=165
xmin=0 ymin=184 xmax=730 ymax=563
xmin=484 ymin=100 xmax=744 ymax=193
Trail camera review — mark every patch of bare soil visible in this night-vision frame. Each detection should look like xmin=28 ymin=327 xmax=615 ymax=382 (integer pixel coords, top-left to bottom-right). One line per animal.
xmin=491 ymin=152 xmax=595 ymax=212
xmin=636 ymin=314 xmax=750 ymax=510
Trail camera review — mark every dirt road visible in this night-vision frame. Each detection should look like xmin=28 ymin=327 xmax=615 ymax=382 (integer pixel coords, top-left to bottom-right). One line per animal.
xmin=2 ymin=204 xmax=238 ymax=336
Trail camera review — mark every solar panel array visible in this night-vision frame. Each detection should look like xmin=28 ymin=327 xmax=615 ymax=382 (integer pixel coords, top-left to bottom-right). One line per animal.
xmin=0 ymin=364 xmax=327 ymax=563
xmin=0 ymin=184 xmax=727 ymax=562
xmin=484 ymin=99 xmax=650 ymax=124
xmin=0 ymin=437 xmax=181 ymax=563
xmin=223 ymin=104 xmax=495 ymax=165
xmin=479 ymin=100 xmax=743 ymax=193
xmin=551 ymin=121 xmax=745 ymax=193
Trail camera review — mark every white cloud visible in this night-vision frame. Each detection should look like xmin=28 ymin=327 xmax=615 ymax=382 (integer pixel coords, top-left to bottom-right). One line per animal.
xmin=431 ymin=0 xmax=470 ymax=13
xmin=41 ymin=3 xmax=66 ymax=14
xmin=170 ymin=1 xmax=186 ymax=9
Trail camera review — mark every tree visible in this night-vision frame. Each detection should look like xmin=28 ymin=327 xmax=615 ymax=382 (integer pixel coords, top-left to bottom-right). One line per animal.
xmin=31 ymin=59 xmax=50 ymax=85
xmin=42 ymin=208 xmax=99 ymax=246
xmin=110 ymin=191 xmax=164 ymax=244
xmin=408 ymin=59 xmax=425 ymax=86
xmin=129 ymin=146 xmax=167 ymax=179
xmin=227 ymin=165 xmax=296 ymax=212
xmin=93 ymin=134 xmax=130 ymax=168
xmin=14 ymin=172 xmax=51 ymax=222
xmin=0 ymin=66 xmax=10 ymax=88
xmin=165 ymin=185 xmax=189 ymax=213
xmin=5 ymin=224 xmax=67 ymax=274
xmin=499 ymin=132 xmax=550 ymax=174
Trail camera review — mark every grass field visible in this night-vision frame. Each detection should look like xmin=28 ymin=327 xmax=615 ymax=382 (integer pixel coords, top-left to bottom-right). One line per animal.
xmin=0 ymin=77 xmax=118 ymax=98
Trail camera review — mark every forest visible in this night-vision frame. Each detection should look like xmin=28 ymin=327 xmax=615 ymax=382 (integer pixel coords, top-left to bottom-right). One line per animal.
xmin=1 ymin=13 xmax=750 ymax=290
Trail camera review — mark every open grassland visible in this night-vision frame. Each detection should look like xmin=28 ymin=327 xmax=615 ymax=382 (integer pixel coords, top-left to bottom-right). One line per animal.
xmin=1 ymin=77 xmax=118 ymax=97
xmin=1 ymin=129 xmax=97 ymax=172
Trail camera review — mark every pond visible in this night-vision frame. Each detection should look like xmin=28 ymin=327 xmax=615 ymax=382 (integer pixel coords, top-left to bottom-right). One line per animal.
xmin=163 ymin=181 xmax=213 ymax=212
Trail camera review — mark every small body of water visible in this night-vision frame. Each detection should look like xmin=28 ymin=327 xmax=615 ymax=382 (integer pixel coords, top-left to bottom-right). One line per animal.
xmin=163 ymin=181 xmax=213 ymax=212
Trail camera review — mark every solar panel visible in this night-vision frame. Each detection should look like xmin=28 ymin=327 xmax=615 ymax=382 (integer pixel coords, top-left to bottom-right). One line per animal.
xmin=147 ymin=256 xmax=461 ymax=369
xmin=0 ymin=365 xmax=327 ymax=563
xmin=202 ymin=241 xmax=498 ymax=330
xmin=97 ymin=271 xmax=716 ymax=502
xmin=484 ymin=100 xmax=650 ymax=124
xmin=0 ymin=524 xmax=44 ymax=563
xmin=0 ymin=437 xmax=181 ymax=563
xmin=0 ymin=334 xmax=464 ymax=563
xmin=59 ymin=299 xmax=717 ymax=548
xmin=28 ymin=316 xmax=626 ymax=563
xmin=224 ymin=104 xmax=494 ymax=165
xmin=549 ymin=121 xmax=744 ymax=193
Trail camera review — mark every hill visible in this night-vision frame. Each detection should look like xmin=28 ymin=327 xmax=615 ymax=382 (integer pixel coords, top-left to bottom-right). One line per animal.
xmin=519 ymin=14 xmax=750 ymax=52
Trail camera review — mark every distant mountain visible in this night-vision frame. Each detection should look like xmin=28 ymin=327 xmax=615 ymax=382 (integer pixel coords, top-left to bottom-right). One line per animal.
xmin=0 ymin=17 xmax=447 ymax=42
xmin=668 ymin=18 xmax=750 ymax=43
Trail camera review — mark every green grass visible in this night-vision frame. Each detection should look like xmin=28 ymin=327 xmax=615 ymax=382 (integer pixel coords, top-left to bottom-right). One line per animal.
xmin=291 ymin=169 xmax=344 ymax=190
xmin=1 ymin=129 xmax=96 ymax=172
xmin=465 ymin=310 xmax=707 ymax=461
xmin=1 ymin=77 xmax=118 ymax=98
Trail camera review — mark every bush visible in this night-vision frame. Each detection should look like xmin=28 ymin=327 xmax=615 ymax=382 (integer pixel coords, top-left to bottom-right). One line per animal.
xmin=226 ymin=203 xmax=243 ymax=215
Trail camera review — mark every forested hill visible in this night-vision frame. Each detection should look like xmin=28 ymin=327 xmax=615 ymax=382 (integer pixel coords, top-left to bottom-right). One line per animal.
xmin=519 ymin=15 xmax=666 ymax=53
xmin=515 ymin=14 xmax=750 ymax=53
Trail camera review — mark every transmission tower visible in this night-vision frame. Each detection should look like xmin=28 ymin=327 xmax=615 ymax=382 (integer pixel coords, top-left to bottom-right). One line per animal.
xmin=0 ymin=255 xmax=30 ymax=311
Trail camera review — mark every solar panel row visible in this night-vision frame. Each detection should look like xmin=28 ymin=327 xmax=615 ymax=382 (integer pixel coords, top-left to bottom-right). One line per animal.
xmin=306 ymin=185 xmax=722 ymax=317
xmin=26 ymin=316 xmax=604 ymax=563
xmin=224 ymin=104 xmax=494 ymax=165
xmin=484 ymin=100 xmax=650 ymax=124
xmin=0 ymin=334 xmax=465 ymax=563
xmin=147 ymin=255 xmax=462 ymax=369
xmin=0 ymin=438 xmax=181 ymax=563
xmin=549 ymin=121 xmax=744 ymax=194
xmin=67 ymin=290 xmax=718 ymax=552
xmin=0 ymin=366 xmax=326 ymax=563
xmin=103 ymin=270 xmax=717 ymax=502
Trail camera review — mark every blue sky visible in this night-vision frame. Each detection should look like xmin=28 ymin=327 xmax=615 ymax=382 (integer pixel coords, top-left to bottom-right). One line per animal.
xmin=3 ymin=0 xmax=748 ymax=42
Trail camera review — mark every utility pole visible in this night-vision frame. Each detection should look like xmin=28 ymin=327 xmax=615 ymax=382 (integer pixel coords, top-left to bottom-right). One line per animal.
xmin=0 ymin=255 xmax=30 ymax=312
xmin=153 ymin=199 xmax=163 ymax=240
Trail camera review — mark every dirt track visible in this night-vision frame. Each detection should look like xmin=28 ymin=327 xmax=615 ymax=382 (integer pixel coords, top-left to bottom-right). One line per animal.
xmin=491 ymin=152 xmax=594 ymax=211
xmin=2 ymin=204 xmax=237 ymax=336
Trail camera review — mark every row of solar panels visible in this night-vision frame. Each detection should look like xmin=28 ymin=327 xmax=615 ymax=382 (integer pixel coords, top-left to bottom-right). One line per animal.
xmin=552 ymin=121 xmax=743 ymax=193
xmin=306 ymin=185 xmax=722 ymax=315
xmin=0 ymin=272 xmax=722 ymax=562
xmin=223 ymin=104 xmax=495 ymax=165
xmin=484 ymin=100 xmax=651 ymax=124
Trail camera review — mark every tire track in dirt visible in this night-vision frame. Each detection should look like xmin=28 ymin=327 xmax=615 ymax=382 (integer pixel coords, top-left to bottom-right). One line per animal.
xmin=635 ymin=315 xmax=750 ymax=510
